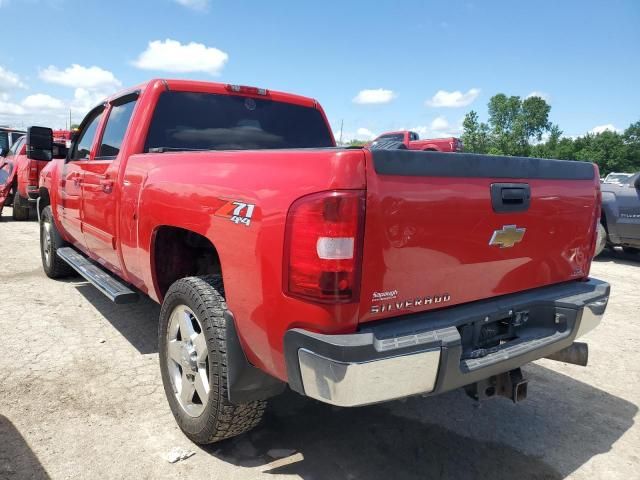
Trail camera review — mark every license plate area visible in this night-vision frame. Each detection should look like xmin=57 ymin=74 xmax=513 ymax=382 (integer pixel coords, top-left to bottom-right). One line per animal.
xmin=458 ymin=309 xmax=535 ymax=360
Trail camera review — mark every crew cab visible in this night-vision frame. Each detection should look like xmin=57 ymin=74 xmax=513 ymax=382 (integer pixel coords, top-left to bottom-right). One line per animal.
xmin=600 ymin=172 xmax=640 ymax=254
xmin=370 ymin=130 xmax=463 ymax=152
xmin=33 ymin=79 xmax=608 ymax=445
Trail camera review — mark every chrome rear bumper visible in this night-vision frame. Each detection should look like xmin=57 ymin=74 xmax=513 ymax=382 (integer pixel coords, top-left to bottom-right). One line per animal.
xmin=285 ymin=279 xmax=609 ymax=407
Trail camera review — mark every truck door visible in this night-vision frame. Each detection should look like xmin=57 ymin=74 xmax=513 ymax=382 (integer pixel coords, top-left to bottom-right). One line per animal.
xmin=615 ymin=177 xmax=640 ymax=241
xmin=80 ymin=94 xmax=138 ymax=274
xmin=61 ymin=106 xmax=105 ymax=248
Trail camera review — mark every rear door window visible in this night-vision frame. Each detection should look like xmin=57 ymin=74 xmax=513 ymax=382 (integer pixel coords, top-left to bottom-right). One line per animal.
xmin=145 ymin=91 xmax=333 ymax=152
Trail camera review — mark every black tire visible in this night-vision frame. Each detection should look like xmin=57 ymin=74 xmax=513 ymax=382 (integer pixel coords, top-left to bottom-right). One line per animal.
xmin=594 ymin=223 xmax=607 ymax=257
xmin=40 ymin=205 xmax=75 ymax=278
xmin=159 ymin=275 xmax=266 ymax=444
xmin=622 ymin=247 xmax=640 ymax=255
xmin=12 ymin=190 xmax=30 ymax=221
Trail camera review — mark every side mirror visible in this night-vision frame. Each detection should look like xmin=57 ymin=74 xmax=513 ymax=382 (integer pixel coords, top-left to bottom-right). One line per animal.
xmin=26 ymin=126 xmax=53 ymax=161
xmin=634 ymin=176 xmax=640 ymax=189
xmin=0 ymin=147 xmax=7 ymax=157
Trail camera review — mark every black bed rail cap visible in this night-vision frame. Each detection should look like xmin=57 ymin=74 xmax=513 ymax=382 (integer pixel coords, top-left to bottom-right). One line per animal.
xmin=371 ymin=150 xmax=595 ymax=180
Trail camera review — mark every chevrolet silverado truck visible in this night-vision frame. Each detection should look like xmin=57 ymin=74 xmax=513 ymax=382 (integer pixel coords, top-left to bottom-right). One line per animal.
xmin=33 ymin=79 xmax=609 ymax=445
xmin=600 ymin=172 xmax=640 ymax=254
xmin=370 ymin=130 xmax=463 ymax=152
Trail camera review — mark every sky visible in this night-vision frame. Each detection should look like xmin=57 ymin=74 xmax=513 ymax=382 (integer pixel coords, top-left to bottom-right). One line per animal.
xmin=0 ymin=0 xmax=638 ymax=142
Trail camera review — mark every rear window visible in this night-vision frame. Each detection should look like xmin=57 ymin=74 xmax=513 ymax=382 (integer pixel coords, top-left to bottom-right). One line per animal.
xmin=145 ymin=91 xmax=333 ymax=152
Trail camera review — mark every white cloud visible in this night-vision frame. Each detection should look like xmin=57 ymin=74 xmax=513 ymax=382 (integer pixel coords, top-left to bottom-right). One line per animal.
xmin=426 ymin=88 xmax=480 ymax=108
xmin=430 ymin=116 xmax=450 ymax=131
xmin=174 ymin=0 xmax=209 ymax=10
xmin=590 ymin=124 xmax=619 ymax=135
xmin=352 ymin=88 xmax=397 ymax=105
xmin=40 ymin=64 xmax=121 ymax=90
xmin=0 ymin=100 xmax=25 ymax=116
xmin=407 ymin=117 xmax=462 ymax=140
xmin=526 ymin=91 xmax=550 ymax=102
xmin=22 ymin=93 xmax=64 ymax=111
xmin=70 ymin=88 xmax=110 ymax=115
xmin=0 ymin=66 xmax=26 ymax=91
xmin=336 ymin=127 xmax=377 ymax=144
xmin=133 ymin=39 xmax=228 ymax=75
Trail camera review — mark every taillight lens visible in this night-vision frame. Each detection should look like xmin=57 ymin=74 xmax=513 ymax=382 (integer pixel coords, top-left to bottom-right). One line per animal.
xmin=28 ymin=161 xmax=38 ymax=185
xmin=284 ymin=190 xmax=365 ymax=303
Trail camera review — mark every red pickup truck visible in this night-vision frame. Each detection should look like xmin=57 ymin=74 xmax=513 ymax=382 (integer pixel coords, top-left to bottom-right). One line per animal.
xmin=370 ymin=130 xmax=463 ymax=152
xmin=33 ymin=79 xmax=609 ymax=445
xmin=0 ymin=130 xmax=69 ymax=220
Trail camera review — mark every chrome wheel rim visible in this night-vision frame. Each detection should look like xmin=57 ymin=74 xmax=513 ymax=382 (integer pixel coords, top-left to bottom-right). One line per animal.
xmin=42 ymin=220 xmax=52 ymax=267
xmin=166 ymin=304 xmax=210 ymax=417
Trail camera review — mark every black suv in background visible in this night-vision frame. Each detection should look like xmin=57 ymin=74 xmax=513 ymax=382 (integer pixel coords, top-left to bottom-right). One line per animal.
xmin=600 ymin=172 xmax=640 ymax=254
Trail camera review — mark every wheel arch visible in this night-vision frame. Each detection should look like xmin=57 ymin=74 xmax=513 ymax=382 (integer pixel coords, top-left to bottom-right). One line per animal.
xmin=150 ymin=225 xmax=223 ymax=302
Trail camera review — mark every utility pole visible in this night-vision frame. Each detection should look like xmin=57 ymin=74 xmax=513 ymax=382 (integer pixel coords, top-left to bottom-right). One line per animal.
xmin=339 ymin=119 xmax=343 ymax=145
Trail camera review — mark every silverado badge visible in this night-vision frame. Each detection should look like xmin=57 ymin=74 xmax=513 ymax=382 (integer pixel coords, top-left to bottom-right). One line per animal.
xmin=489 ymin=225 xmax=526 ymax=248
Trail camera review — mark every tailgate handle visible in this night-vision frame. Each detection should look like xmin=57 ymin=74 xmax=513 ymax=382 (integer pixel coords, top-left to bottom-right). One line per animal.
xmin=491 ymin=183 xmax=531 ymax=213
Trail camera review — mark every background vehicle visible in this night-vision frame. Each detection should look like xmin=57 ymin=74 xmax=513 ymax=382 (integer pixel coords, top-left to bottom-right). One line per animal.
xmin=5 ymin=132 xmax=67 ymax=220
xmin=34 ymin=79 xmax=608 ymax=445
xmin=0 ymin=127 xmax=26 ymax=156
xmin=0 ymin=159 xmax=16 ymax=216
xmin=603 ymin=172 xmax=633 ymax=185
xmin=600 ymin=172 xmax=640 ymax=254
xmin=370 ymin=130 xmax=463 ymax=152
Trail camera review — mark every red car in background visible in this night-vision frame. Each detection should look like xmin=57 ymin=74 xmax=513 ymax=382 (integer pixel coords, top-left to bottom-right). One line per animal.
xmin=1 ymin=130 xmax=68 ymax=220
xmin=370 ymin=130 xmax=463 ymax=152
xmin=0 ymin=158 xmax=16 ymax=217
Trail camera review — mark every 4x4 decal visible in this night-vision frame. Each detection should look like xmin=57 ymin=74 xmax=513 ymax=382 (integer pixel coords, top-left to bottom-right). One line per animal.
xmin=214 ymin=199 xmax=257 ymax=227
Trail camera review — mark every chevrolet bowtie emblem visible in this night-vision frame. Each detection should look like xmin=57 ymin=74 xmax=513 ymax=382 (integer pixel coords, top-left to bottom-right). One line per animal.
xmin=489 ymin=225 xmax=526 ymax=248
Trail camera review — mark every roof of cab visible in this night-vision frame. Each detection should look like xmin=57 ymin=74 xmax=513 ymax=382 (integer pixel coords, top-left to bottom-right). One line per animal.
xmin=104 ymin=79 xmax=319 ymax=109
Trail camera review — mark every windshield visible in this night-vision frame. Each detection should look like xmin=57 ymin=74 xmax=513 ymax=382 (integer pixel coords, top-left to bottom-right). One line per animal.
xmin=145 ymin=91 xmax=334 ymax=152
xmin=605 ymin=173 xmax=632 ymax=183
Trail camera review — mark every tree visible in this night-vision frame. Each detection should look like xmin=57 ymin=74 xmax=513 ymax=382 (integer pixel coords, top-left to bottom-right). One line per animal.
xmin=461 ymin=111 xmax=490 ymax=153
xmin=462 ymin=93 xmax=552 ymax=156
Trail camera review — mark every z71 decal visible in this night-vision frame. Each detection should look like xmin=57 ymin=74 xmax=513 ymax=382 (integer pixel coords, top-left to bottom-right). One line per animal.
xmin=215 ymin=199 xmax=257 ymax=227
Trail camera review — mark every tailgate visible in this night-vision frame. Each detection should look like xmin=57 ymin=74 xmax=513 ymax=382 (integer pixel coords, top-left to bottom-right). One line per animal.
xmin=359 ymin=150 xmax=599 ymax=324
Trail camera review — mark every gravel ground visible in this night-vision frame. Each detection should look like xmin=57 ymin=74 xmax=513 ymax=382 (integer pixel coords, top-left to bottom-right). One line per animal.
xmin=0 ymin=207 xmax=638 ymax=480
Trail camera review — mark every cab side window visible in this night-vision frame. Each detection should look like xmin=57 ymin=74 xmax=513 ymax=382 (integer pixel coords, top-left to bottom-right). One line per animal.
xmin=71 ymin=108 xmax=104 ymax=161
xmin=97 ymin=98 xmax=138 ymax=159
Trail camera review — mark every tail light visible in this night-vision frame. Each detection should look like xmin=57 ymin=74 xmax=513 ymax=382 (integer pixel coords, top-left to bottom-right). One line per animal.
xmin=28 ymin=160 xmax=38 ymax=186
xmin=284 ymin=190 xmax=365 ymax=303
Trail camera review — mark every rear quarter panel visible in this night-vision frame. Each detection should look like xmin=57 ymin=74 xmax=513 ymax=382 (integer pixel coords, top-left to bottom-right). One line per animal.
xmin=124 ymin=149 xmax=366 ymax=380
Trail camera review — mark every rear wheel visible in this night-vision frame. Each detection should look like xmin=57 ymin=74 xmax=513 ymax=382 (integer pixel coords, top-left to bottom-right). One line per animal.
xmin=159 ymin=275 xmax=266 ymax=444
xmin=622 ymin=246 xmax=639 ymax=255
xmin=40 ymin=205 xmax=74 ymax=278
xmin=11 ymin=190 xmax=30 ymax=221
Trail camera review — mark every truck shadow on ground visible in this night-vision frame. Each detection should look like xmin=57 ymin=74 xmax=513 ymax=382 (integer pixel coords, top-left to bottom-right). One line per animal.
xmin=594 ymin=247 xmax=640 ymax=266
xmin=0 ymin=415 xmax=50 ymax=480
xmin=74 ymin=283 xmax=160 ymax=354
xmin=207 ymin=366 xmax=637 ymax=480
xmin=68 ymin=275 xmax=637 ymax=479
